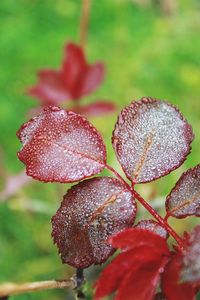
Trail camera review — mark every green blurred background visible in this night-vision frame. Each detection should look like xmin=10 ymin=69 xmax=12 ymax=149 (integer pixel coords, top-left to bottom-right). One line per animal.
xmin=0 ymin=0 xmax=200 ymax=299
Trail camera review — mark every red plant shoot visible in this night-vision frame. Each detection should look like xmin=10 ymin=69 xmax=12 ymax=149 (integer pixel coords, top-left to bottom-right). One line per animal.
xmin=17 ymin=97 xmax=200 ymax=300
xmin=27 ymin=42 xmax=116 ymax=117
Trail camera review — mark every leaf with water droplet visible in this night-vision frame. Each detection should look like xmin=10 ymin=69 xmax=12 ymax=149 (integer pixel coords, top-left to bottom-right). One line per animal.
xmin=135 ymin=220 xmax=168 ymax=239
xmin=51 ymin=176 xmax=136 ymax=268
xmin=181 ymin=225 xmax=200 ymax=285
xmin=112 ymin=97 xmax=194 ymax=184
xmin=166 ymin=164 xmax=200 ymax=218
xmin=17 ymin=106 xmax=106 ymax=183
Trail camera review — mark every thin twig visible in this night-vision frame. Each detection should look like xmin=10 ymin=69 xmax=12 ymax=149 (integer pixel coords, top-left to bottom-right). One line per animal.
xmin=0 ymin=279 xmax=76 ymax=297
xmin=105 ymin=164 xmax=184 ymax=249
xmin=80 ymin=0 xmax=91 ymax=48
xmin=74 ymin=269 xmax=86 ymax=299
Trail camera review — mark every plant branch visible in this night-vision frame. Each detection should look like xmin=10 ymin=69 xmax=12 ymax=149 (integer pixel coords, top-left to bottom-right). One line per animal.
xmin=132 ymin=189 xmax=184 ymax=249
xmin=75 ymin=269 xmax=85 ymax=299
xmin=105 ymin=164 xmax=184 ymax=249
xmin=105 ymin=164 xmax=130 ymax=190
xmin=0 ymin=279 xmax=76 ymax=297
xmin=80 ymin=0 xmax=91 ymax=48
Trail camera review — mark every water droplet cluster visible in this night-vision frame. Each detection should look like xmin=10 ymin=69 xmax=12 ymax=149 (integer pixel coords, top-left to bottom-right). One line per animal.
xmin=166 ymin=164 xmax=200 ymax=218
xmin=135 ymin=220 xmax=168 ymax=239
xmin=17 ymin=106 xmax=106 ymax=182
xmin=112 ymin=97 xmax=194 ymax=183
xmin=51 ymin=176 xmax=136 ymax=268
xmin=181 ymin=225 xmax=200 ymax=283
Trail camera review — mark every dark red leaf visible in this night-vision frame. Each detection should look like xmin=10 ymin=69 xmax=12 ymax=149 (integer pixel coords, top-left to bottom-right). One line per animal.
xmin=166 ymin=164 xmax=200 ymax=218
xmin=27 ymin=69 xmax=71 ymax=105
xmin=72 ymin=101 xmax=116 ymax=116
xmin=95 ymin=246 xmax=167 ymax=300
xmin=115 ymin=257 xmax=168 ymax=300
xmin=112 ymin=97 xmax=194 ymax=184
xmin=181 ymin=225 xmax=200 ymax=285
xmin=162 ymin=252 xmax=195 ymax=300
xmin=135 ymin=220 xmax=168 ymax=239
xmin=109 ymin=228 xmax=170 ymax=256
xmin=27 ymin=42 xmax=105 ymax=104
xmin=51 ymin=177 xmax=136 ymax=268
xmin=17 ymin=106 xmax=106 ymax=183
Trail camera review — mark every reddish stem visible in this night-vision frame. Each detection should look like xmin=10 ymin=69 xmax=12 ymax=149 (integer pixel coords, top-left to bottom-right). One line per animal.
xmin=80 ymin=0 xmax=91 ymax=49
xmin=105 ymin=164 xmax=184 ymax=249
xmin=132 ymin=189 xmax=183 ymax=249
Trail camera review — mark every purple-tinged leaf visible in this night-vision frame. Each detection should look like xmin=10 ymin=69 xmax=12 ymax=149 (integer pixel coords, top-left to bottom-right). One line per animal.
xmin=51 ymin=177 xmax=136 ymax=268
xmin=112 ymin=97 xmax=194 ymax=183
xmin=135 ymin=220 xmax=168 ymax=239
xmin=162 ymin=252 xmax=195 ymax=300
xmin=166 ymin=164 xmax=200 ymax=218
xmin=17 ymin=106 xmax=106 ymax=183
xmin=181 ymin=225 xmax=200 ymax=285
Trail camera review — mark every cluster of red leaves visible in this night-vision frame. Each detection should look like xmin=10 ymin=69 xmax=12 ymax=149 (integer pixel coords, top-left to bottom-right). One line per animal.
xmin=27 ymin=42 xmax=116 ymax=116
xmin=95 ymin=225 xmax=200 ymax=300
xmin=17 ymin=97 xmax=200 ymax=299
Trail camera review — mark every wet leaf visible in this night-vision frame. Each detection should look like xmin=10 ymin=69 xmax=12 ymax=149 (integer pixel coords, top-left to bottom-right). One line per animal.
xmin=162 ymin=253 xmax=195 ymax=300
xmin=51 ymin=177 xmax=136 ymax=268
xmin=112 ymin=97 xmax=194 ymax=183
xmin=166 ymin=164 xmax=200 ymax=218
xmin=17 ymin=106 xmax=106 ymax=183
xmin=135 ymin=220 xmax=168 ymax=239
xmin=181 ymin=225 xmax=200 ymax=285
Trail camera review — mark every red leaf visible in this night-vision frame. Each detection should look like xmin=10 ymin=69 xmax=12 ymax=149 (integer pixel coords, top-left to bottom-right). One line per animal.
xmin=166 ymin=164 xmax=200 ymax=218
xmin=27 ymin=42 xmax=105 ymax=104
xmin=17 ymin=106 xmax=106 ymax=183
xmin=135 ymin=220 xmax=168 ymax=239
xmin=162 ymin=253 xmax=195 ymax=300
xmin=112 ymin=97 xmax=194 ymax=184
xmin=77 ymin=63 xmax=105 ymax=99
xmin=95 ymin=246 xmax=167 ymax=299
xmin=109 ymin=228 xmax=170 ymax=256
xmin=27 ymin=69 xmax=71 ymax=105
xmin=181 ymin=225 xmax=200 ymax=285
xmin=115 ymin=257 xmax=168 ymax=300
xmin=72 ymin=101 xmax=116 ymax=116
xmin=51 ymin=177 xmax=136 ymax=268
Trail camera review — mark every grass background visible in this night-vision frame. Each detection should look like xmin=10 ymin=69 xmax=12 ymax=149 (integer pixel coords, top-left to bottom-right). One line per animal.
xmin=0 ymin=0 xmax=200 ymax=299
